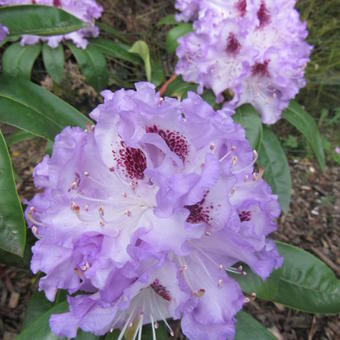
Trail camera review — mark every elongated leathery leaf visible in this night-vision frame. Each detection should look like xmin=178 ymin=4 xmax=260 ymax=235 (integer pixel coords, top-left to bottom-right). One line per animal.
xmin=42 ymin=43 xmax=65 ymax=84
xmin=2 ymin=42 xmax=41 ymax=79
xmin=165 ymin=23 xmax=193 ymax=53
xmin=257 ymin=127 xmax=291 ymax=213
xmin=0 ymin=5 xmax=84 ymax=37
xmin=283 ymin=100 xmax=326 ymax=171
xmin=231 ymin=242 xmax=340 ymax=314
xmin=0 ymin=75 xmax=90 ymax=141
xmin=67 ymin=42 xmax=109 ymax=92
xmin=129 ymin=40 xmax=152 ymax=82
xmin=0 ymin=130 xmax=26 ymax=256
xmin=233 ymin=104 xmax=263 ymax=151
xmin=235 ymin=312 xmax=275 ymax=340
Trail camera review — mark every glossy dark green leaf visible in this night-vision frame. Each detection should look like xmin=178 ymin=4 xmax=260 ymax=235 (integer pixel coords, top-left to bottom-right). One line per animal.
xmin=233 ymin=104 xmax=263 ymax=151
xmin=17 ymin=300 xmax=68 ymax=340
xmin=0 ymin=5 xmax=85 ymax=37
xmin=0 ymin=75 xmax=91 ymax=141
xmin=235 ymin=312 xmax=275 ymax=340
xmin=129 ymin=40 xmax=152 ymax=82
xmin=257 ymin=127 xmax=291 ymax=213
xmin=67 ymin=42 xmax=109 ymax=92
xmin=232 ymin=242 xmax=340 ymax=314
xmin=0 ymin=229 xmax=35 ymax=267
xmin=2 ymin=42 xmax=41 ymax=78
xmin=42 ymin=43 xmax=65 ymax=84
xmin=165 ymin=23 xmax=193 ymax=53
xmin=91 ymin=39 xmax=141 ymax=65
xmin=5 ymin=130 xmax=36 ymax=146
xmin=0 ymin=130 xmax=26 ymax=256
xmin=151 ymin=58 xmax=165 ymax=87
xmin=282 ymin=101 xmax=326 ymax=171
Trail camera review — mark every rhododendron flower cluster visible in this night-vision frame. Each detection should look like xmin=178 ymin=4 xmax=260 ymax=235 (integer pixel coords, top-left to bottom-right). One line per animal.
xmin=26 ymin=83 xmax=282 ymax=339
xmin=0 ymin=0 xmax=102 ymax=48
xmin=175 ymin=0 xmax=312 ymax=124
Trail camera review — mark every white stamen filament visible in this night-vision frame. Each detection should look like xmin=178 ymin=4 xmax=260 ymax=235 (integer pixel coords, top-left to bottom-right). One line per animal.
xmin=232 ymin=150 xmax=258 ymax=174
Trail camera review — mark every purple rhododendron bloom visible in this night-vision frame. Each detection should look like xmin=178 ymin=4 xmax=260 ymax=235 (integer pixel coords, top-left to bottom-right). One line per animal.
xmin=0 ymin=0 xmax=102 ymax=48
xmin=176 ymin=0 xmax=312 ymax=124
xmin=26 ymin=83 xmax=282 ymax=339
xmin=0 ymin=24 xmax=8 ymax=42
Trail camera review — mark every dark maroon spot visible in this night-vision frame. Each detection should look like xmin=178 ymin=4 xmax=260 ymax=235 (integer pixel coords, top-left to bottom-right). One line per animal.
xmin=239 ymin=210 xmax=251 ymax=222
xmin=226 ymin=33 xmax=241 ymax=55
xmin=236 ymin=0 xmax=247 ymax=17
xmin=251 ymin=60 xmax=270 ymax=77
xmin=257 ymin=1 xmax=271 ymax=27
xmin=146 ymin=125 xmax=189 ymax=162
xmin=53 ymin=0 xmax=62 ymax=6
xmin=150 ymin=279 xmax=171 ymax=302
xmin=113 ymin=142 xmax=146 ymax=180
xmin=185 ymin=193 xmax=211 ymax=224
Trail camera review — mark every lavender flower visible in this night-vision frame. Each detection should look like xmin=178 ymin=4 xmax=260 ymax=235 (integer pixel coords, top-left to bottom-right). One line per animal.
xmin=26 ymin=83 xmax=282 ymax=339
xmin=0 ymin=24 xmax=8 ymax=42
xmin=0 ymin=0 xmax=102 ymax=48
xmin=176 ymin=0 xmax=312 ymax=124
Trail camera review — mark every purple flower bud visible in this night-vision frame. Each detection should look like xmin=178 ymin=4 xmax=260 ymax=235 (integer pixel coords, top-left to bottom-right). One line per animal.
xmin=27 ymin=83 xmax=282 ymax=339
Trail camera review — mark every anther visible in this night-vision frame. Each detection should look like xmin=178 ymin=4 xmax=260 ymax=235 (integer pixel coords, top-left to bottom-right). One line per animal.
xmin=71 ymin=202 xmax=80 ymax=211
xmin=205 ymin=230 xmax=212 ymax=236
xmin=170 ymin=330 xmax=175 ymax=337
xmin=84 ymin=205 xmax=89 ymax=211
xmin=218 ymin=279 xmax=223 ymax=287
xmin=84 ymin=171 xmax=89 ymax=176
xmin=244 ymin=297 xmax=250 ymax=303
xmin=219 ymin=264 xmax=224 ymax=270
xmin=109 ymin=166 xmax=115 ymax=172
xmin=154 ymin=322 xmax=159 ymax=329
xmin=231 ymin=145 xmax=236 ymax=151
xmin=100 ymin=219 xmax=105 ymax=227
xmin=180 ymin=265 xmax=188 ymax=272
xmin=210 ymin=143 xmax=215 ymax=151
xmin=30 ymin=206 xmax=35 ymax=212
xmin=124 ymin=210 xmax=132 ymax=217
xmin=99 ymin=207 xmax=104 ymax=216
xmin=32 ymin=226 xmax=38 ymax=236
xmin=232 ymin=156 xmax=238 ymax=166
xmin=193 ymin=289 xmax=205 ymax=297
xmin=121 ymin=192 xmax=127 ymax=198
xmin=251 ymin=292 xmax=256 ymax=301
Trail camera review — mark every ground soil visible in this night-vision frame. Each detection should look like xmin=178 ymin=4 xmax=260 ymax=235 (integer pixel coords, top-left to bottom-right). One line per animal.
xmin=0 ymin=1 xmax=339 ymax=339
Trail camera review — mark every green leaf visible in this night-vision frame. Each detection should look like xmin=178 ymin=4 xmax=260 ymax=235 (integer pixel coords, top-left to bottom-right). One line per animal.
xmin=0 ymin=75 xmax=90 ymax=141
xmin=165 ymin=23 xmax=193 ymax=53
xmin=129 ymin=40 xmax=152 ymax=82
xmin=282 ymin=101 xmax=326 ymax=171
xmin=0 ymin=5 xmax=85 ymax=37
xmin=2 ymin=42 xmax=41 ymax=79
xmin=257 ymin=127 xmax=291 ymax=213
xmin=67 ymin=42 xmax=109 ymax=92
xmin=42 ymin=43 xmax=65 ymax=84
xmin=96 ymin=22 xmax=130 ymax=43
xmin=17 ymin=300 xmax=68 ymax=340
xmin=0 ymin=230 xmax=35 ymax=267
xmin=5 ymin=130 xmax=36 ymax=146
xmin=235 ymin=312 xmax=275 ymax=340
xmin=0 ymin=130 xmax=26 ymax=256
xmin=233 ymin=104 xmax=263 ymax=151
xmin=232 ymin=241 xmax=340 ymax=314
xmin=151 ymin=58 xmax=165 ymax=87
xmin=157 ymin=14 xmax=177 ymax=26
xmin=91 ymin=39 xmax=141 ymax=65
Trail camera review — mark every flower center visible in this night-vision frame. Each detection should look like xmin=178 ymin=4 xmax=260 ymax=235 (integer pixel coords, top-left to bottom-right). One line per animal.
xmin=185 ymin=193 xmax=212 ymax=224
xmin=257 ymin=1 xmax=271 ymax=28
xmin=239 ymin=210 xmax=251 ymax=222
xmin=113 ymin=142 xmax=147 ymax=180
xmin=150 ymin=279 xmax=172 ymax=302
xmin=226 ymin=33 xmax=241 ymax=55
xmin=53 ymin=0 xmax=61 ymax=6
xmin=251 ymin=60 xmax=270 ymax=77
xmin=146 ymin=125 xmax=189 ymax=162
